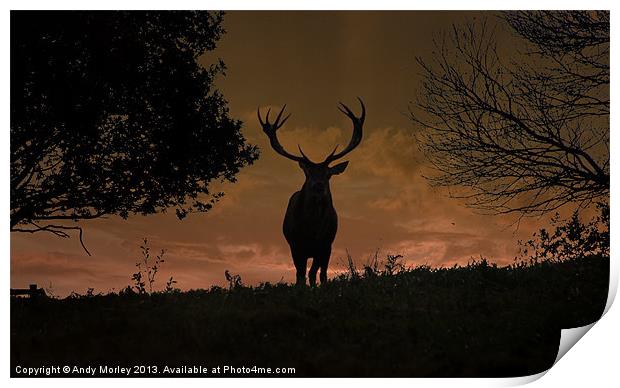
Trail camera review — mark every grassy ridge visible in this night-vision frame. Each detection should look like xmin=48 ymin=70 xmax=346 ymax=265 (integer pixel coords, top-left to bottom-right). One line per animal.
xmin=11 ymin=256 xmax=609 ymax=377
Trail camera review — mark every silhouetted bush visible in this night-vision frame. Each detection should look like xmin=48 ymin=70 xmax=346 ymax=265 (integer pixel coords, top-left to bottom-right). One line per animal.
xmin=518 ymin=203 xmax=609 ymax=264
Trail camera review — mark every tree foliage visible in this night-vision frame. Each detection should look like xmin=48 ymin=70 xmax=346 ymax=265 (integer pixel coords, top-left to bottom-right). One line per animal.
xmin=411 ymin=11 xmax=609 ymax=216
xmin=518 ymin=203 xmax=609 ymax=263
xmin=11 ymin=11 xmax=259 ymax=248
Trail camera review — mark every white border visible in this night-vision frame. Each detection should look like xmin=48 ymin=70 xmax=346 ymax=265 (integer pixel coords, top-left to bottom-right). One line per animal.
xmin=0 ymin=0 xmax=615 ymax=10
xmin=3 ymin=1 xmax=618 ymax=388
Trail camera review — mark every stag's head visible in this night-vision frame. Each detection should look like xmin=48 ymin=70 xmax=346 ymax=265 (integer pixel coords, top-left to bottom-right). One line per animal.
xmin=258 ymin=98 xmax=365 ymax=200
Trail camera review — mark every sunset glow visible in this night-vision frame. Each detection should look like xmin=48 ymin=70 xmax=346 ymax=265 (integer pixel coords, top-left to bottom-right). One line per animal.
xmin=11 ymin=11 xmax=578 ymax=295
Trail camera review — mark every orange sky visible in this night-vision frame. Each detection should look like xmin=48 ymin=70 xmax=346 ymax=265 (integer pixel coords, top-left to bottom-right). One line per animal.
xmin=11 ymin=11 xmax=571 ymax=296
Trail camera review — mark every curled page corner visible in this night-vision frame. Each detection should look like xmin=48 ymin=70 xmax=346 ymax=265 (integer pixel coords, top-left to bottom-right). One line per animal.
xmin=554 ymin=322 xmax=596 ymax=365
xmin=603 ymin=270 xmax=618 ymax=315
xmin=501 ymin=370 xmax=548 ymax=386
xmin=503 ymin=323 xmax=598 ymax=386
xmin=520 ymin=265 xmax=616 ymax=385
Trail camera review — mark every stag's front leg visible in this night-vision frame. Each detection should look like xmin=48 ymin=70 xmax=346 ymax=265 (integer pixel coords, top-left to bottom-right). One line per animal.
xmin=318 ymin=246 xmax=332 ymax=285
xmin=308 ymin=258 xmax=320 ymax=287
xmin=292 ymin=252 xmax=308 ymax=286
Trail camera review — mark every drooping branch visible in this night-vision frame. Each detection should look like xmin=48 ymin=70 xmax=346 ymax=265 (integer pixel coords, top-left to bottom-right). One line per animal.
xmin=13 ymin=222 xmax=92 ymax=256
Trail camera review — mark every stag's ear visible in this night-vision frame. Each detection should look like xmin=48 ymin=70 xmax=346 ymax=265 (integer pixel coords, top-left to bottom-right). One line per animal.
xmin=329 ymin=161 xmax=349 ymax=176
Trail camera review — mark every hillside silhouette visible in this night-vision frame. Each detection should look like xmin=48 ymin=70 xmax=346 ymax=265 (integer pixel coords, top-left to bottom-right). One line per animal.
xmin=11 ymin=254 xmax=608 ymax=377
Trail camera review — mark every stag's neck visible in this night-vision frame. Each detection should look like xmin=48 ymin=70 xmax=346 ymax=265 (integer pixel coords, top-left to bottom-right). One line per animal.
xmin=299 ymin=184 xmax=334 ymax=209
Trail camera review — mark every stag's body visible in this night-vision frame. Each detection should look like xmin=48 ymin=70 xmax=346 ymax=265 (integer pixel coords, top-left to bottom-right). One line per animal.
xmin=283 ymin=183 xmax=338 ymax=285
xmin=259 ymin=98 xmax=365 ymax=286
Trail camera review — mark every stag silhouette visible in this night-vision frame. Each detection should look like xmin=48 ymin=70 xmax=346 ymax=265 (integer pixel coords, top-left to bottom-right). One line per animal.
xmin=258 ymin=98 xmax=365 ymax=286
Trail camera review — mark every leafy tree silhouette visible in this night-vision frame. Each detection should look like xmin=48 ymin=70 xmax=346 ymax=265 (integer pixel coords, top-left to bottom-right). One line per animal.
xmin=11 ymin=11 xmax=259 ymax=253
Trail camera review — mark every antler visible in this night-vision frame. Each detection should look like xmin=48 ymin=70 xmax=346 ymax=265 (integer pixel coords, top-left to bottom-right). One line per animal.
xmin=258 ymin=105 xmax=309 ymax=163
xmin=322 ymin=97 xmax=365 ymax=165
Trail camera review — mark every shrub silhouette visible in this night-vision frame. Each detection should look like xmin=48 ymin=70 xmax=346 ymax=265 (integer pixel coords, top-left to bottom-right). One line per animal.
xmin=131 ymin=239 xmax=174 ymax=294
xmin=518 ymin=203 xmax=609 ymax=264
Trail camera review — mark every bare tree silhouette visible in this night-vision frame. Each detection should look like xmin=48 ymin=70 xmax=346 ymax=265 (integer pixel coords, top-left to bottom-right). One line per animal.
xmin=410 ymin=11 xmax=609 ymax=217
xmin=258 ymin=99 xmax=365 ymax=286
